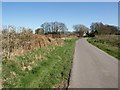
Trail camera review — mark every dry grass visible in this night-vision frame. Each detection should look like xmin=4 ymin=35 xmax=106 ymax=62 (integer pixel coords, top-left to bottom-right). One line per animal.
xmin=2 ymin=26 xmax=64 ymax=60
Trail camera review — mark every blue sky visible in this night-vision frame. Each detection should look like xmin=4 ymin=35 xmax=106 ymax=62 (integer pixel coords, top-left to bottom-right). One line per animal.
xmin=2 ymin=2 xmax=118 ymax=32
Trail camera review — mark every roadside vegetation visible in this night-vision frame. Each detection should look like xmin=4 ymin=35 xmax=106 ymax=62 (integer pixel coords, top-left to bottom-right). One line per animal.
xmin=2 ymin=38 xmax=77 ymax=88
xmin=87 ymin=35 xmax=120 ymax=60
xmin=2 ymin=21 xmax=120 ymax=88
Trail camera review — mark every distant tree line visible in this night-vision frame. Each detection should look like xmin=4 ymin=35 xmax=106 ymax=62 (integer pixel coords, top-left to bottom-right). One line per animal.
xmin=35 ymin=21 xmax=68 ymax=35
xmin=73 ymin=22 xmax=119 ymax=37
xmin=90 ymin=22 xmax=119 ymax=35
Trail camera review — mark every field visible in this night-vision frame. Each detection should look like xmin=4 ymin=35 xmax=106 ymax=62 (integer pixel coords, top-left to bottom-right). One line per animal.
xmin=87 ymin=35 xmax=120 ymax=60
xmin=2 ymin=38 xmax=77 ymax=88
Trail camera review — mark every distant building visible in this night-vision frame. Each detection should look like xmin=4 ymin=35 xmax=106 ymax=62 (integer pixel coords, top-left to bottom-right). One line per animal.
xmin=83 ymin=32 xmax=87 ymax=37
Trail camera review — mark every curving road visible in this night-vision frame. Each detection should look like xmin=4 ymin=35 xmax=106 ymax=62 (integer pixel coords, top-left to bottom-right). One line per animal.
xmin=69 ymin=38 xmax=118 ymax=88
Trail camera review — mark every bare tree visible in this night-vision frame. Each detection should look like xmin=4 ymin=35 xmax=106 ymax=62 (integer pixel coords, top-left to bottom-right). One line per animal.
xmin=73 ymin=24 xmax=89 ymax=36
xmin=41 ymin=21 xmax=67 ymax=34
xmin=90 ymin=22 xmax=118 ymax=35
xmin=41 ymin=22 xmax=50 ymax=34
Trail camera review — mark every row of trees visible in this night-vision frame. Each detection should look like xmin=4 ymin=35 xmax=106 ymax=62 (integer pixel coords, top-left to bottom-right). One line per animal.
xmin=72 ymin=22 xmax=119 ymax=37
xmin=90 ymin=22 xmax=119 ymax=35
xmin=6 ymin=22 xmax=118 ymax=37
xmin=35 ymin=21 xmax=68 ymax=34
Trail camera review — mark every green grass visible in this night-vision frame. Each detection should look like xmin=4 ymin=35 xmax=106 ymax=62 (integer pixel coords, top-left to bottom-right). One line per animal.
xmin=2 ymin=38 xmax=77 ymax=88
xmin=87 ymin=36 xmax=120 ymax=60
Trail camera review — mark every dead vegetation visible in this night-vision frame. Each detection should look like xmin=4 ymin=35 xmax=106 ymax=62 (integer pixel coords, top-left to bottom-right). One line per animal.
xmin=2 ymin=26 xmax=64 ymax=60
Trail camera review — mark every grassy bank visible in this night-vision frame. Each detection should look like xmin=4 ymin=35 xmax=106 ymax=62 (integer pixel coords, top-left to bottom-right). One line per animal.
xmin=87 ymin=35 xmax=120 ymax=60
xmin=2 ymin=38 xmax=77 ymax=88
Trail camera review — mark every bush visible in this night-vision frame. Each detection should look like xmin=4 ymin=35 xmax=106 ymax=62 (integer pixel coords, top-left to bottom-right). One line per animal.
xmin=2 ymin=26 xmax=64 ymax=60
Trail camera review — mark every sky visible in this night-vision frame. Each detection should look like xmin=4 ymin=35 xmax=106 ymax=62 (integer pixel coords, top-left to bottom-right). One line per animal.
xmin=2 ymin=2 xmax=118 ymax=32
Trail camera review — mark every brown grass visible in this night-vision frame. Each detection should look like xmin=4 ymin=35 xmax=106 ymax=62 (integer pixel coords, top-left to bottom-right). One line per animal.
xmin=2 ymin=26 xmax=64 ymax=60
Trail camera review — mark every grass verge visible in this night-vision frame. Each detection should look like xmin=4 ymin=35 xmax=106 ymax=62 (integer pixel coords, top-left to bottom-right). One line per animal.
xmin=2 ymin=38 xmax=77 ymax=88
xmin=87 ymin=36 xmax=120 ymax=60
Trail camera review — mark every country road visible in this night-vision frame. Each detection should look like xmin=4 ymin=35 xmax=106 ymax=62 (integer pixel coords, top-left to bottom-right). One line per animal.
xmin=69 ymin=38 xmax=118 ymax=88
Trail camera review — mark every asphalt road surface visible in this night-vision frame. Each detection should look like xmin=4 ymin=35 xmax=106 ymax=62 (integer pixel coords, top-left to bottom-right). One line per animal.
xmin=69 ymin=38 xmax=118 ymax=88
